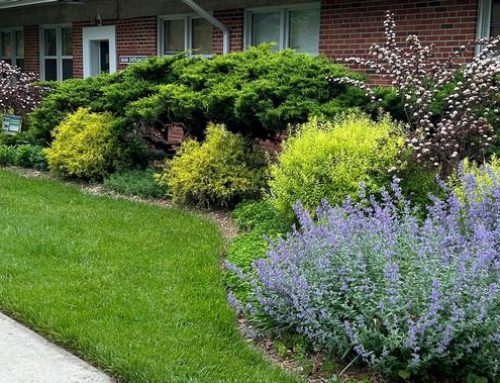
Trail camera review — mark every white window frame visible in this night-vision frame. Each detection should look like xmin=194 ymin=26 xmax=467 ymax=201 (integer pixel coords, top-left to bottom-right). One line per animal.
xmin=82 ymin=25 xmax=117 ymax=79
xmin=39 ymin=24 xmax=73 ymax=81
xmin=158 ymin=14 xmax=214 ymax=57
xmin=0 ymin=27 xmax=24 ymax=67
xmin=244 ymin=2 xmax=321 ymax=53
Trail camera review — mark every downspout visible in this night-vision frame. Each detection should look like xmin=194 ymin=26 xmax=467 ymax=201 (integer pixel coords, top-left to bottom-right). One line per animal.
xmin=181 ymin=0 xmax=230 ymax=54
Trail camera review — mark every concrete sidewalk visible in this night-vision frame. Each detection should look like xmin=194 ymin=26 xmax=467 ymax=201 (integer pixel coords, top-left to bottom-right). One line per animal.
xmin=0 ymin=312 xmax=112 ymax=383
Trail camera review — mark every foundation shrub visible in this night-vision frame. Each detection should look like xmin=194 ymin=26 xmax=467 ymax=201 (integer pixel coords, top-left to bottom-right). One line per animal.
xmin=44 ymin=108 xmax=122 ymax=180
xmin=269 ymin=115 xmax=405 ymax=217
xmin=125 ymin=46 xmax=368 ymax=139
xmin=28 ymin=75 xmax=120 ymax=143
xmin=157 ymin=124 xmax=267 ymax=209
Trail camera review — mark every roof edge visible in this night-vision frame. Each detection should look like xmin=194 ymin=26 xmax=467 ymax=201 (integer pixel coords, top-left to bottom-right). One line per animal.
xmin=0 ymin=0 xmax=58 ymax=9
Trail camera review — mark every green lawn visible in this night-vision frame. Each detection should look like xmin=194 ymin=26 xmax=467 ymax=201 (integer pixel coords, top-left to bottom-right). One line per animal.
xmin=0 ymin=170 xmax=298 ymax=383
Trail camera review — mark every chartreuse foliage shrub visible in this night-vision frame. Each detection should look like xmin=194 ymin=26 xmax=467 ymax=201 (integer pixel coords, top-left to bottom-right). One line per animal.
xmin=104 ymin=169 xmax=168 ymax=199
xmin=157 ymin=124 xmax=267 ymax=209
xmin=229 ymin=168 xmax=500 ymax=381
xmin=449 ymin=156 xmax=500 ymax=200
xmin=269 ymin=115 xmax=405 ymax=216
xmin=44 ymin=108 xmax=121 ymax=180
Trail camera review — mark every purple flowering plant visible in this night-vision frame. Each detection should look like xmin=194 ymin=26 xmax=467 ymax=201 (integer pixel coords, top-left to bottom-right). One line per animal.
xmin=229 ymin=165 xmax=500 ymax=379
xmin=0 ymin=60 xmax=45 ymax=117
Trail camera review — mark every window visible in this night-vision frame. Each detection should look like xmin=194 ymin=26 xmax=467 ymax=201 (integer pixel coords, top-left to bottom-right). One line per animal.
xmin=478 ymin=0 xmax=500 ymax=39
xmin=0 ymin=28 xmax=24 ymax=70
xmin=159 ymin=15 xmax=213 ymax=56
xmin=245 ymin=4 xmax=320 ymax=54
xmin=491 ymin=0 xmax=500 ymax=37
xmin=40 ymin=25 xmax=73 ymax=81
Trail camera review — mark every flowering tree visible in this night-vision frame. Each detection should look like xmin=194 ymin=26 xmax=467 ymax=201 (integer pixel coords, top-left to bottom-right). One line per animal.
xmin=0 ymin=60 xmax=45 ymax=117
xmin=329 ymin=11 xmax=499 ymax=175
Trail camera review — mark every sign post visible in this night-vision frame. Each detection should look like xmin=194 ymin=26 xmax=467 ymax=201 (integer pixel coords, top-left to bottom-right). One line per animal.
xmin=2 ymin=115 xmax=22 ymax=134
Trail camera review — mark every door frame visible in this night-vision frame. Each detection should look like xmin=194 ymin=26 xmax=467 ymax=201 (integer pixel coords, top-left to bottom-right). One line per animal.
xmin=82 ymin=25 xmax=117 ymax=78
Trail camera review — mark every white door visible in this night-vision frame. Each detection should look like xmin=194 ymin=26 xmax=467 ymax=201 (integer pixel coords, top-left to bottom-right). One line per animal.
xmin=82 ymin=25 xmax=117 ymax=78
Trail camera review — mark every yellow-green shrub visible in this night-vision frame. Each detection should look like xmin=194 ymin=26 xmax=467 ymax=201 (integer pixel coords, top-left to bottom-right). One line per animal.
xmin=157 ymin=124 xmax=267 ymax=208
xmin=449 ymin=155 xmax=500 ymax=200
xmin=269 ymin=115 xmax=405 ymax=216
xmin=44 ymin=108 xmax=120 ymax=179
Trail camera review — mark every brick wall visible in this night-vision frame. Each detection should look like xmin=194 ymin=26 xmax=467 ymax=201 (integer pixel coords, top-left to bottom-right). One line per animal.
xmin=319 ymin=0 xmax=478 ymax=62
xmin=116 ymin=16 xmax=157 ymax=71
xmin=72 ymin=16 xmax=157 ymax=78
xmin=23 ymin=1 xmax=482 ymax=81
xmin=24 ymin=26 xmax=39 ymax=75
xmin=213 ymin=9 xmax=245 ymax=54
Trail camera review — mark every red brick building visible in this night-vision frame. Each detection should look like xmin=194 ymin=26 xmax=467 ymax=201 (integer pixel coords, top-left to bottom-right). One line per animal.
xmin=0 ymin=0 xmax=497 ymax=80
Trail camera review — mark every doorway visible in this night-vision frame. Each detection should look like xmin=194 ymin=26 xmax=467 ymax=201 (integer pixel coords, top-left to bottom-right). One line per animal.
xmin=82 ymin=26 xmax=116 ymax=78
xmin=90 ymin=39 xmax=110 ymax=75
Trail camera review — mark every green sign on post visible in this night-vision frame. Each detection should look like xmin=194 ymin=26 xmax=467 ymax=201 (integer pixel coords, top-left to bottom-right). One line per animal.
xmin=2 ymin=115 xmax=22 ymax=133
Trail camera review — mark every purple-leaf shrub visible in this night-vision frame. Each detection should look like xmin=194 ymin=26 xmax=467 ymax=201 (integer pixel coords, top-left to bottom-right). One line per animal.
xmin=0 ymin=60 xmax=45 ymax=116
xmin=328 ymin=11 xmax=499 ymax=175
xmin=233 ymin=167 xmax=500 ymax=379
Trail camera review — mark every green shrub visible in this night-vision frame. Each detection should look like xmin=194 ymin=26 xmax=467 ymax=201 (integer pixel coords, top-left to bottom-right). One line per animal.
xmin=0 ymin=144 xmax=47 ymax=169
xmin=44 ymin=108 xmax=121 ymax=180
xmin=226 ymin=199 xmax=292 ymax=303
xmin=104 ymin=169 xmax=168 ymax=199
xmin=0 ymin=145 xmax=16 ymax=166
xmin=28 ymin=75 xmax=120 ymax=143
xmin=30 ymin=47 xmax=366 ymax=150
xmin=231 ymin=199 xmax=291 ymax=235
xmin=129 ymin=46 xmax=365 ymax=139
xmin=269 ymin=115 xmax=405 ymax=216
xmin=0 ymin=131 xmax=42 ymax=147
xmin=14 ymin=144 xmax=47 ymax=170
xmin=157 ymin=124 xmax=267 ymax=209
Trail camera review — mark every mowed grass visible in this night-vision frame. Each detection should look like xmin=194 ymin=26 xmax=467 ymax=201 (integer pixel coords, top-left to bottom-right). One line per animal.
xmin=0 ymin=170 xmax=299 ymax=383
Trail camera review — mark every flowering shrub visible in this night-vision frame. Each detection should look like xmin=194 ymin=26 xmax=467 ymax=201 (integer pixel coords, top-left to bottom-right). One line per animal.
xmin=329 ymin=11 xmax=499 ymax=175
xmin=0 ymin=61 xmax=44 ymax=116
xmin=232 ymin=168 xmax=500 ymax=380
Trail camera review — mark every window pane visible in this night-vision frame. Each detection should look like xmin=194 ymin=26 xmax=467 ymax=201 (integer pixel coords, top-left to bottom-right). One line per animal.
xmin=1 ymin=31 xmax=12 ymax=59
xmin=15 ymin=30 xmax=23 ymax=58
xmin=62 ymin=27 xmax=72 ymax=56
xmin=251 ymin=12 xmax=281 ymax=50
xmin=62 ymin=58 xmax=73 ymax=80
xmin=44 ymin=29 xmax=57 ymax=56
xmin=492 ymin=0 xmax=500 ymax=22
xmin=289 ymin=8 xmax=320 ymax=54
xmin=492 ymin=26 xmax=500 ymax=38
xmin=192 ymin=18 xmax=213 ymax=55
xmin=164 ymin=19 xmax=185 ymax=54
xmin=45 ymin=58 xmax=57 ymax=81
xmin=15 ymin=58 xmax=24 ymax=71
